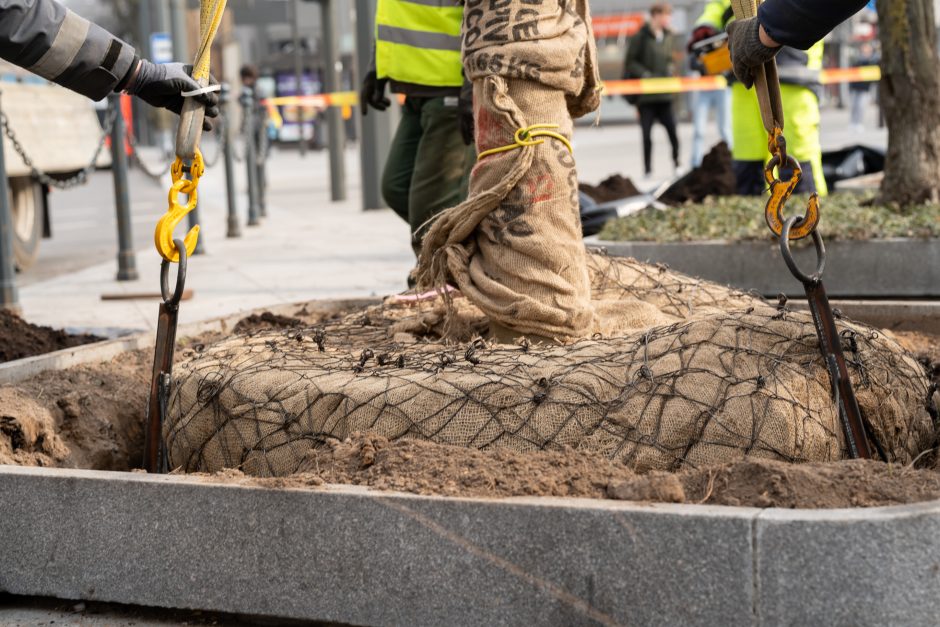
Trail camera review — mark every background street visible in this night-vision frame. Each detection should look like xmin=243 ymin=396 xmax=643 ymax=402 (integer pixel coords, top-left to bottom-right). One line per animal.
xmin=17 ymin=102 xmax=886 ymax=336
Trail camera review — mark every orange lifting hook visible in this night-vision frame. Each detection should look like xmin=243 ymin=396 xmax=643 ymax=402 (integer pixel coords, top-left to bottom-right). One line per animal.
xmin=762 ymin=130 xmax=819 ymax=241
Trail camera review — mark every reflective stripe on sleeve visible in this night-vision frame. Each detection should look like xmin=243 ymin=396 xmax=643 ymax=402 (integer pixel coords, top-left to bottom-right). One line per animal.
xmin=28 ymin=10 xmax=90 ymax=81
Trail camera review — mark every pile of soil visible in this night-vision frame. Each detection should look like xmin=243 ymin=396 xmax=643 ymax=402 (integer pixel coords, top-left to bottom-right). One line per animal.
xmin=579 ymin=174 xmax=640 ymax=203
xmin=3 ymin=300 xmax=940 ymax=510
xmin=0 ymin=309 xmax=103 ymax=363
xmin=223 ymin=432 xmax=940 ymax=509
xmin=658 ymin=141 xmax=736 ymax=206
xmin=0 ymin=350 xmax=149 ymax=469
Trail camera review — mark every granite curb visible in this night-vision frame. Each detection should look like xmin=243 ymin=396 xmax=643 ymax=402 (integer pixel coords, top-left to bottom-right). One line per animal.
xmin=2 ymin=466 xmax=939 ymax=626
xmin=590 ymin=238 xmax=940 ymax=298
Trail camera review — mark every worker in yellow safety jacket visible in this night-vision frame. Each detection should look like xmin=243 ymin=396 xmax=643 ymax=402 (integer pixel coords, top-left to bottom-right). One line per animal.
xmin=692 ymin=0 xmax=827 ymax=196
xmin=361 ymin=0 xmax=475 ymax=279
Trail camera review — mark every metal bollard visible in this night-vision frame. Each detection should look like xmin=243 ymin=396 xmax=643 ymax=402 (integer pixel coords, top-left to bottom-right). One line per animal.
xmin=241 ymin=87 xmax=261 ymax=226
xmin=220 ymin=84 xmax=240 ymax=238
xmin=256 ymin=116 xmax=267 ymax=218
xmin=0 ymin=92 xmax=18 ymax=310
xmin=110 ymin=94 xmax=139 ymax=281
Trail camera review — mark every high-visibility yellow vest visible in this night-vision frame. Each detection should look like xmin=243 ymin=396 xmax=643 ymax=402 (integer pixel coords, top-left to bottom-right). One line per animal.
xmin=375 ymin=0 xmax=464 ymax=88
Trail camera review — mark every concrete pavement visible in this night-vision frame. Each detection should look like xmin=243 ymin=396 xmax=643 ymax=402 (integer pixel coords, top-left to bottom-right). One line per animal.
xmin=16 ymin=104 xmax=886 ymax=336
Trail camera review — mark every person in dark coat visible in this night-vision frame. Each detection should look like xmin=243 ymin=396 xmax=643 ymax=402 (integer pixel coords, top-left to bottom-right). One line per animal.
xmin=624 ymin=3 xmax=680 ymax=179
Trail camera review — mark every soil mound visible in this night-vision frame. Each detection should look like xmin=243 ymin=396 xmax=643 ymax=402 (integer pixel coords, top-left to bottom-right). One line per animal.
xmin=219 ymin=432 xmax=940 ymax=509
xmin=0 ymin=310 xmax=102 ymax=363
xmin=659 ymin=141 xmax=736 ymax=205
xmin=0 ymin=388 xmax=69 ymax=466
xmin=580 ymin=174 xmax=641 ymax=203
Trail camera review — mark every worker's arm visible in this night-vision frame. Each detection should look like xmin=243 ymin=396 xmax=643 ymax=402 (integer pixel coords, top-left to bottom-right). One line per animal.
xmin=728 ymin=0 xmax=867 ymax=87
xmin=0 ymin=0 xmax=217 ymax=121
xmin=0 ymin=0 xmax=135 ymax=99
xmin=757 ymin=0 xmax=869 ymax=50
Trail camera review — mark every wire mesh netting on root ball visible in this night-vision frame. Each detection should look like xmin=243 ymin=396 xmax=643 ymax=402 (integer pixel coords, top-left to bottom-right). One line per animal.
xmin=164 ymin=254 xmax=935 ymax=477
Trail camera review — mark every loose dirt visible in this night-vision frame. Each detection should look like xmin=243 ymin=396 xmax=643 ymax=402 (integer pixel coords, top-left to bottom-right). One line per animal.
xmin=0 ymin=309 xmax=102 ymax=363
xmin=658 ymin=141 xmax=736 ymax=205
xmin=579 ymin=174 xmax=640 ymax=203
xmin=4 ymin=301 xmax=940 ymax=509
xmin=216 ymin=432 xmax=940 ymax=509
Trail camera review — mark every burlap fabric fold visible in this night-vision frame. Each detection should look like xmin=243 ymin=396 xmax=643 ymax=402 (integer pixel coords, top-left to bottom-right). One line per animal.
xmin=417 ymin=0 xmax=612 ymax=340
xmin=165 ymin=255 xmax=936 ymax=477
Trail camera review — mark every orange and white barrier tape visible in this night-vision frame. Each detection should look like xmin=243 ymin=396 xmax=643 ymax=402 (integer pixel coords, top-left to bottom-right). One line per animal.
xmin=259 ymin=66 xmax=882 ymax=126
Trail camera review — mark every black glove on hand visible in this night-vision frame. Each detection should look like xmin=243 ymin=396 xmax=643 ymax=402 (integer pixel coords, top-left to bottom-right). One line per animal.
xmin=726 ymin=17 xmax=780 ymax=89
xmin=457 ymin=88 xmax=474 ymax=146
xmin=360 ymin=70 xmax=390 ymax=115
xmin=126 ymin=60 xmax=219 ymax=130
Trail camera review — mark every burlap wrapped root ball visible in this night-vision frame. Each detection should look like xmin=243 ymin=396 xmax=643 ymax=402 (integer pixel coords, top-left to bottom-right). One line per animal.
xmin=164 ymin=257 xmax=935 ymax=477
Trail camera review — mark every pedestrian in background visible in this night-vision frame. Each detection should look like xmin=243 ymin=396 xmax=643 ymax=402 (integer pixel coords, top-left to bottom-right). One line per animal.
xmin=624 ymin=3 xmax=680 ymax=182
xmin=361 ymin=0 xmax=474 ymax=286
xmin=849 ymin=42 xmax=878 ymax=132
xmin=687 ymin=25 xmax=733 ymax=168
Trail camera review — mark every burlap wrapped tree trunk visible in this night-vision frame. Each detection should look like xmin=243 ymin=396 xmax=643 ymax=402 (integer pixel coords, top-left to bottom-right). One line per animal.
xmin=417 ymin=0 xmax=613 ymax=341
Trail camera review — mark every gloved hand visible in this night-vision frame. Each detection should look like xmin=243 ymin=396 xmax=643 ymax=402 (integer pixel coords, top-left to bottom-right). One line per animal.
xmin=686 ymin=25 xmax=717 ymax=52
xmin=726 ymin=17 xmax=780 ymax=89
xmin=360 ymin=70 xmax=390 ymax=115
xmin=125 ymin=60 xmax=219 ymax=130
xmin=457 ymin=86 xmax=474 ymax=146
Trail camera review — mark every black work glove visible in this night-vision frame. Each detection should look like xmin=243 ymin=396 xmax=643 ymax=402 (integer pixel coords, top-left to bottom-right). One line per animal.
xmin=687 ymin=24 xmax=717 ymax=52
xmin=457 ymin=86 xmax=474 ymax=146
xmin=726 ymin=17 xmax=780 ymax=89
xmin=125 ymin=60 xmax=220 ymax=130
xmin=360 ymin=70 xmax=390 ymax=115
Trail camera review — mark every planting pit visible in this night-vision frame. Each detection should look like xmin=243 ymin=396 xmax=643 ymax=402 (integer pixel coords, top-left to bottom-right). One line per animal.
xmin=2 ymin=288 xmax=940 ymax=623
xmin=1 ymin=278 xmax=938 ymax=508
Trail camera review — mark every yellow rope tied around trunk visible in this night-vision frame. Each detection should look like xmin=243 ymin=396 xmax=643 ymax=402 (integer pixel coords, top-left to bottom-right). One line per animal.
xmin=476 ymin=124 xmax=573 ymax=161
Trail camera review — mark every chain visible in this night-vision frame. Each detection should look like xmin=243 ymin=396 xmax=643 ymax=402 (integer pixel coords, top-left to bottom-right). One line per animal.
xmin=0 ymin=102 xmax=116 ymax=190
xmin=126 ymin=129 xmax=172 ymax=182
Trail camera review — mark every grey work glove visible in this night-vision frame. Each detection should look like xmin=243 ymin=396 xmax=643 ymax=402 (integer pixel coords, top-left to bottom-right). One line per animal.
xmin=360 ymin=70 xmax=390 ymax=115
xmin=125 ymin=60 xmax=220 ymax=130
xmin=457 ymin=85 xmax=474 ymax=146
xmin=726 ymin=17 xmax=780 ymax=89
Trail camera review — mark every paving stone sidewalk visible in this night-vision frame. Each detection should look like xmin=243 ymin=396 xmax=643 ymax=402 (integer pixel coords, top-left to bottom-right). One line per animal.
xmin=19 ymin=147 xmax=415 ymax=336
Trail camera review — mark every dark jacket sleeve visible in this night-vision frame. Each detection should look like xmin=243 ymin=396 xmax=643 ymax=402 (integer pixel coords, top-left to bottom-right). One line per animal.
xmin=0 ymin=0 xmax=137 ymax=100
xmin=757 ymin=0 xmax=868 ymax=50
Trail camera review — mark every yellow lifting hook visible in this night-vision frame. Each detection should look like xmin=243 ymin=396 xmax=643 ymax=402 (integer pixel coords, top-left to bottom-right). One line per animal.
xmin=154 ymin=150 xmax=205 ymax=262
